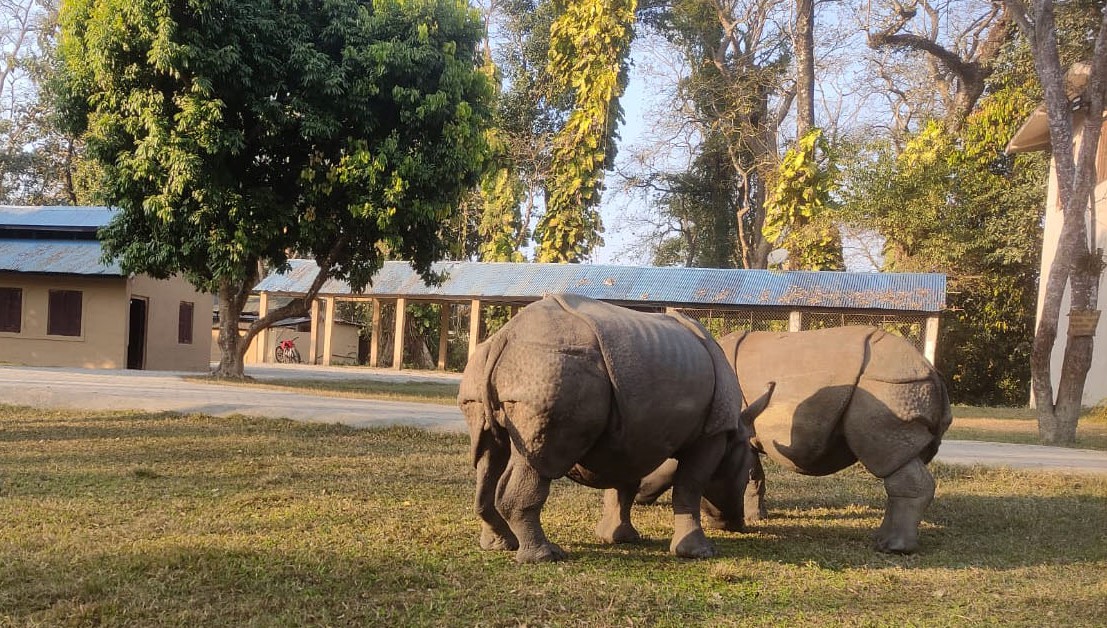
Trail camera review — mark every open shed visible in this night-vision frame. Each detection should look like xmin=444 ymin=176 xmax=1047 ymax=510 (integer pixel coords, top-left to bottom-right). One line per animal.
xmin=249 ymin=260 xmax=946 ymax=371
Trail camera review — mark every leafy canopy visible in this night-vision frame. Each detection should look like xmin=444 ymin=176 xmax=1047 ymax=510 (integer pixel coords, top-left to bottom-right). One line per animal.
xmin=56 ymin=0 xmax=492 ymax=292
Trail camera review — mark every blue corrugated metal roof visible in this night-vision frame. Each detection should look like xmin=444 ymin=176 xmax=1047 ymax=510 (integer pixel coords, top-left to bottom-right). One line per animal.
xmin=0 ymin=239 xmax=122 ymax=275
xmin=0 ymin=206 xmax=116 ymax=229
xmin=255 ymin=260 xmax=946 ymax=312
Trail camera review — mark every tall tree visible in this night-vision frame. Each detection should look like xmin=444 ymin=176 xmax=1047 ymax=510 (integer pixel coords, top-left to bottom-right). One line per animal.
xmin=631 ymin=0 xmax=795 ymax=269
xmin=56 ymin=0 xmax=491 ymax=378
xmin=795 ymin=0 xmax=815 ymax=136
xmin=1004 ymin=0 xmax=1107 ymax=444
xmin=842 ymin=80 xmax=1048 ymax=405
xmin=536 ymin=0 xmax=637 ymax=262
xmin=477 ymin=0 xmax=568 ymax=258
xmin=0 ymin=0 xmax=82 ymax=205
xmin=865 ymin=0 xmax=1011 ymax=133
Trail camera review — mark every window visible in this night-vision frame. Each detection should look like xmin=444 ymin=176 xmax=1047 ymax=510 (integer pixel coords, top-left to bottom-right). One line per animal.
xmin=47 ymin=290 xmax=82 ymax=337
xmin=0 ymin=287 xmax=21 ymax=333
xmin=178 ymin=301 xmax=194 ymax=344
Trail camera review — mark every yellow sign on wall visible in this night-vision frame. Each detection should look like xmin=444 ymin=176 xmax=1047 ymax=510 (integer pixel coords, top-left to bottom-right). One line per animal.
xmin=1068 ymin=310 xmax=1101 ymax=337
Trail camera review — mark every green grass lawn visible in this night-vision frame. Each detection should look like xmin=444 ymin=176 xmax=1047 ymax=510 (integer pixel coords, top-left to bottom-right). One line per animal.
xmin=2 ymin=405 xmax=1105 ymax=626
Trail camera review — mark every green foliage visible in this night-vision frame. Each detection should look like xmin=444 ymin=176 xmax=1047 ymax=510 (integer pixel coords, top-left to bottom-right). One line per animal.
xmin=56 ymin=0 xmax=492 ymax=293
xmin=842 ymin=82 xmax=1047 ymax=406
xmin=536 ymin=0 xmax=637 ymax=262
xmin=763 ymin=128 xmax=844 ymax=271
xmin=476 ymin=129 xmax=526 ymax=262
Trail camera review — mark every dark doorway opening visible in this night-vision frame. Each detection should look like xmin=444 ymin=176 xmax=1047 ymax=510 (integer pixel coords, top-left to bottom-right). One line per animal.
xmin=127 ymin=298 xmax=148 ymax=369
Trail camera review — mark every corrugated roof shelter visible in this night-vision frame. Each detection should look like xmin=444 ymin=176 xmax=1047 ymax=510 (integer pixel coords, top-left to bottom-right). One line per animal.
xmin=0 ymin=206 xmax=121 ymax=276
xmin=253 ymin=259 xmax=945 ymax=371
xmin=256 ymin=260 xmax=944 ymax=311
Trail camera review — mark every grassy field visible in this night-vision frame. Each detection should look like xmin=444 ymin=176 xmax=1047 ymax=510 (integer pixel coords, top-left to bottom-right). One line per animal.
xmin=2 ymin=405 xmax=1105 ymax=626
xmin=192 ymin=375 xmax=1107 ymax=450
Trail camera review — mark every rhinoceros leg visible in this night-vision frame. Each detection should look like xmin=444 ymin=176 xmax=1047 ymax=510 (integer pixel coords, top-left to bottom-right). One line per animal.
xmin=875 ymin=457 xmax=935 ymax=554
xmin=742 ymin=454 xmax=768 ymax=524
xmin=670 ymin=437 xmax=726 ymax=559
xmin=474 ymin=436 xmax=518 ymax=551
xmin=596 ymin=486 xmax=642 ymax=544
xmin=496 ymin=449 xmax=567 ymax=563
xmin=635 ymin=458 xmax=678 ymax=505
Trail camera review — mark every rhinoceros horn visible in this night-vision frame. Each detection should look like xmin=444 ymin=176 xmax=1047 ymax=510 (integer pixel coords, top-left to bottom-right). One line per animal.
xmin=741 ymin=381 xmax=775 ymax=427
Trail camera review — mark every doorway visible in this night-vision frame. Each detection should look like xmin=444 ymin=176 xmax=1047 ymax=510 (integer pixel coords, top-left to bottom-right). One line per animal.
xmin=127 ymin=297 xmax=147 ymax=369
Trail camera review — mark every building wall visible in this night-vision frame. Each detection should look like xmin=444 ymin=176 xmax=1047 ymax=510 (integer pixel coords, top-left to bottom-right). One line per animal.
xmin=1035 ymin=120 xmax=1107 ymax=406
xmin=129 ymin=275 xmax=214 ymax=372
xmin=0 ymin=272 xmax=128 ymax=368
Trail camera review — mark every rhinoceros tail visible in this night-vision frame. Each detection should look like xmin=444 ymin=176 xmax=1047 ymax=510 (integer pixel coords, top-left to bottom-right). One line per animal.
xmin=461 ymin=326 xmax=513 ymax=468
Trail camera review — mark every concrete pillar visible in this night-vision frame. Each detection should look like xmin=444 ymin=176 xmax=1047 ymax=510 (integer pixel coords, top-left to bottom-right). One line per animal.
xmin=256 ymin=291 xmax=269 ymax=363
xmin=924 ymin=315 xmax=941 ymax=365
xmin=789 ymin=311 xmax=803 ymax=332
xmin=307 ymin=298 xmax=320 ymax=364
xmin=468 ymin=299 xmax=482 ymax=361
xmin=438 ymin=303 xmax=450 ymax=370
xmin=369 ymin=298 xmax=381 ymax=368
xmin=322 ymin=296 xmax=336 ymax=366
xmin=393 ymin=297 xmax=407 ymax=370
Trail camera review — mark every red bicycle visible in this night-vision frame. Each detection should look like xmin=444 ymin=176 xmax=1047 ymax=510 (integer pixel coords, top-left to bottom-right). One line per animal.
xmin=275 ymin=338 xmax=302 ymax=363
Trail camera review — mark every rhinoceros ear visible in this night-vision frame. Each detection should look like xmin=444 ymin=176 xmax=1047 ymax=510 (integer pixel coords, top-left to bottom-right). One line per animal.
xmin=741 ymin=381 xmax=776 ymax=427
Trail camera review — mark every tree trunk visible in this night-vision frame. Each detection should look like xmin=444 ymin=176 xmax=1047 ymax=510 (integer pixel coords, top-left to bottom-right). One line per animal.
xmin=213 ymin=278 xmax=253 ymax=379
xmin=1018 ymin=0 xmax=1107 ymax=446
xmin=795 ymin=0 xmax=815 ymax=137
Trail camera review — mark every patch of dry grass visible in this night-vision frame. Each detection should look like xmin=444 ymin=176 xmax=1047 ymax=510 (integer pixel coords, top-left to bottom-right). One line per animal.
xmin=2 ymin=404 xmax=1106 ymax=626
xmin=186 ymin=376 xmax=461 ymax=406
xmin=949 ymin=405 xmax=1107 ymax=450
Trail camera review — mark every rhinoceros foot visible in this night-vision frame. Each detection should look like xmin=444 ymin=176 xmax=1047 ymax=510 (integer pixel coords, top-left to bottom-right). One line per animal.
xmin=670 ymin=514 xmax=717 ymax=559
xmin=516 ymin=542 xmax=568 ymax=563
xmin=874 ymin=531 xmax=919 ymax=554
xmin=596 ymin=519 xmax=641 ymax=544
xmin=480 ymin=525 xmax=519 ymax=551
xmin=703 ymin=514 xmax=744 ymax=533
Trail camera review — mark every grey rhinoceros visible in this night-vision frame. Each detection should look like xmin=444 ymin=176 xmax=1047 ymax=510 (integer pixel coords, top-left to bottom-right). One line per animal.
xmin=637 ymin=326 xmax=952 ymax=554
xmin=458 ymin=294 xmax=764 ymax=563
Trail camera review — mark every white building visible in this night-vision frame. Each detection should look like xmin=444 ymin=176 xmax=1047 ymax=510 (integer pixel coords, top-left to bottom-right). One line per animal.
xmin=1007 ymin=65 xmax=1107 ymax=406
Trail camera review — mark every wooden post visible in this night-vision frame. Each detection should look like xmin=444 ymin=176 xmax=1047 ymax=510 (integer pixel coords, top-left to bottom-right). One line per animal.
xmin=393 ymin=297 xmax=407 ymax=370
xmin=256 ymin=291 xmax=269 ymax=363
xmin=438 ymin=303 xmax=450 ymax=370
xmin=307 ymin=298 xmax=320 ymax=364
xmin=468 ymin=298 xmax=481 ymax=361
xmin=924 ymin=315 xmax=940 ymax=365
xmin=789 ymin=311 xmax=803 ymax=332
xmin=322 ymin=296 xmax=336 ymax=366
xmin=369 ymin=298 xmax=381 ymax=368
